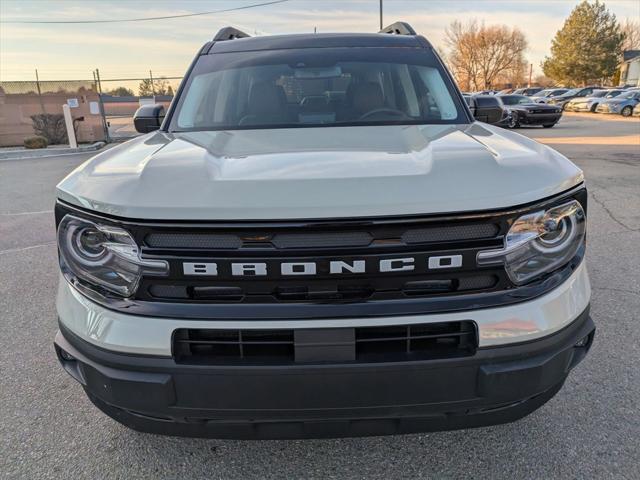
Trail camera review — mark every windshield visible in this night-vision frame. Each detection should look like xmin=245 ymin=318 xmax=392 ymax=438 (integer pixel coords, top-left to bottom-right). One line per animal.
xmin=618 ymin=91 xmax=637 ymax=99
xmin=500 ymin=95 xmax=532 ymax=106
xmin=170 ymin=47 xmax=468 ymax=131
xmin=559 ymin=88 xmax=580 ymax=97
xmin=606 ymin=90 xmax=623 ymax=98
xmin=532 ymin=89 xmax=550 ymax=97
xmin=590 ymin=90 xmax=608 ymax=98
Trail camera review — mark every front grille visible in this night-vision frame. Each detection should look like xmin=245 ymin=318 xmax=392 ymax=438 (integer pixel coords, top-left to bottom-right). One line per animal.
xmin=144 ymin=222 xmax=499 ymax=250
xmin=136 ymin=216 xmax=508 ymax=305
xmin=173 ymin=321 xmax=477 ymax=365
xmin=149 ymin=274 xmax=499 ymax=302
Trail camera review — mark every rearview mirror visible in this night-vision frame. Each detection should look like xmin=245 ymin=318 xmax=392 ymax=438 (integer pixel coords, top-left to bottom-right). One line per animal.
xmin=133 ymin=104 xmax=166 ymax=133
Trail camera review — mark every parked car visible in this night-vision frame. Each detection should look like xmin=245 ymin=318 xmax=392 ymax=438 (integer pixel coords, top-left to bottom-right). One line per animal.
xmin=533 ymin=88 xmax=570 ymax=104
xmin=512 ymin=87 xmax=543 ymax=96
xmin=499 ymin=94 xmax=563 ymax=128
xmin=595 ymin=90 xmax=640 ymax=116
xmin=633 ymin=103 xmax=640 ymax=117
xmin=53 ymin=23 xmax=593 ymax=440
xmin=564 ymin=89 xmax=625 ymax=112
xmin=547 ymin=87 xmax=600 ymax=109
xmin=497 ymin=88 xmax=515 ymax=95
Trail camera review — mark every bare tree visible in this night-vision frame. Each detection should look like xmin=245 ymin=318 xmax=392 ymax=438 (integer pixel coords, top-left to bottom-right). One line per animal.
xmin=533 ymin=74 xmax=557 ymax=88
xmin=445 ymin=20 xmax=528 ymax=91
xmin=621 ymin=19 xmax=640 ymax=52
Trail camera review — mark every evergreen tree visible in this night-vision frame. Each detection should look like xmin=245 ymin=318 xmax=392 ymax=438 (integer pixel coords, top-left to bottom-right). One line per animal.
xmin=542 ymin=1 xmax=623 ymax=86
xmin=107 ymin=86 xmax=134 ymax=97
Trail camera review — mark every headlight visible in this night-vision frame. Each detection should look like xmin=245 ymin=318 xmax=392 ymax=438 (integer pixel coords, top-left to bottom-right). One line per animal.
xmin=57 ymin=214 xmax=168 ymax=297
xmin=477 ymin=200 xmax=585 ymax=285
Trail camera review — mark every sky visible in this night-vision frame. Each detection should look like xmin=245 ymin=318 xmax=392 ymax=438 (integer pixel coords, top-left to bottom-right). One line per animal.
xmin=1 ymin=0 xmax=639 ymax=83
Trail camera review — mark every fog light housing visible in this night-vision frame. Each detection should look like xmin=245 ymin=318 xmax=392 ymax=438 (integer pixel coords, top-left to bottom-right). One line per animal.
xmin=574 ymin=335 xmax=591 ymax=348
xmin=59 ymin=348 xmax=75 ymax=361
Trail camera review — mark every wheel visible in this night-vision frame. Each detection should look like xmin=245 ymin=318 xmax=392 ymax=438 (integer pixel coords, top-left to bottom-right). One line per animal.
xmin=507 ymin=113 xmax=519 ymax=129
xmin=621 ymin=106 xmax=632 ymax=117
xmin=542 ymin=123 xmax=556 ymax=128
xmin=590 ymin=103 xmax=598 ymax=112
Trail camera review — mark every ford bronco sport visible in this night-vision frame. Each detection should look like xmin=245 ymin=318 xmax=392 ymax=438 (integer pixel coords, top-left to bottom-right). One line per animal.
xmin=54 ymin=23 xmax=594 ymax=439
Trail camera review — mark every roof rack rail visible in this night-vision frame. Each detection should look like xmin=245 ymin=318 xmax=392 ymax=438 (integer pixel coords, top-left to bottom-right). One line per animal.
xmin=379 ymin=22 xmax=416 ymax=36
xmin=213 ymin=26 xmax=250 ymax=41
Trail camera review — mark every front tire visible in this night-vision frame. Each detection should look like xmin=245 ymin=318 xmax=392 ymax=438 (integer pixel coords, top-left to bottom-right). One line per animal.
xmin=508 ymin=113 xmax=519 ymax=129
xmin=621 ymin=106 xmax=632 ymax=117
xmin=542 ymin=123 xmax=556 ymax=128
xmin=590 ymin=103 xmax=598 ymax=113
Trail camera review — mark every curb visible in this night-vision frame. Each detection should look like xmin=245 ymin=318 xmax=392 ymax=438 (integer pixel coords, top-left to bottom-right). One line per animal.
xmin=0 ymin=141 xmax=106 ymax=161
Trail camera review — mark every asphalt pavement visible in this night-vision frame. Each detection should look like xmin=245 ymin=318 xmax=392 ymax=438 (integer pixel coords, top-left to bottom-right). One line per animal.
xmin=1 ymin=113 xmax=639 ymax=479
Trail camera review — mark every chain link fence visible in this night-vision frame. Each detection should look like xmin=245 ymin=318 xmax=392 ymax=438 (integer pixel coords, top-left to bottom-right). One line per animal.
xmin=0 ymin=80 xmax=106 ymax=147
xmin=0 ymin=75 xmax=183 ymax=144
xmin=0 ymin=79 xmax=97 ymax=95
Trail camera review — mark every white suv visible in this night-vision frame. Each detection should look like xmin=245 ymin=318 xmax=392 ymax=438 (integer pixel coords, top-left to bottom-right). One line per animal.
xmin=53 ymin=23 xmax=594 ymax=439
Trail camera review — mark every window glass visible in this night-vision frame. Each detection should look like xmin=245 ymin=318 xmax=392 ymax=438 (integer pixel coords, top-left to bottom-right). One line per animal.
xmin=172 ymin=47 xmax=468 ymax=131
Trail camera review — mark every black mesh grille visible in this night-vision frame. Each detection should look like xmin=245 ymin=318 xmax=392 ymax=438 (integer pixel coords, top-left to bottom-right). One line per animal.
xmin=148 ymin=285 xmax=189 ymax=299
xmin=146 ymin=275 xmax=498 ymax=303
xmin=143 ymin=222 xmax=500 ymax=250
xmin=271 ymin=232 xmax=372 ymax=249
xmin=401 ymin=224 xmax=499 ymax=244
xmin=173 ymin=321 xmax=477 ymax=365
xmin=146 ymin=233 xmax=242 ymax=249
xmin=458 ymin=275 xmax=498 ymax=291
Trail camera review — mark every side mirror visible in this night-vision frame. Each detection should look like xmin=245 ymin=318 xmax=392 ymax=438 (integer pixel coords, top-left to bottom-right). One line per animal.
xmin=471 ymin=96 xmax=504 ymax=124
xmin=133 ymin=104 xmax=165 ymax=133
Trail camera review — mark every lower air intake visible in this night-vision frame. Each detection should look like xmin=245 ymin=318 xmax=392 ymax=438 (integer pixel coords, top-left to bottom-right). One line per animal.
xmin=173 ymin=321 xmax=477 ymax=365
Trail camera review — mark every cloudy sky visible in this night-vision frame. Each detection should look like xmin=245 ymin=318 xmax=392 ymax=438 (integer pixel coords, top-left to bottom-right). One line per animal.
xmin=1 ymin=0 xmax=638 ymax=82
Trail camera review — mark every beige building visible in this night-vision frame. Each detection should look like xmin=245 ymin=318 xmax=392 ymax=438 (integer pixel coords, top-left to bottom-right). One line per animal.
xmin=0 ymin=90 xmax=107 ymax=147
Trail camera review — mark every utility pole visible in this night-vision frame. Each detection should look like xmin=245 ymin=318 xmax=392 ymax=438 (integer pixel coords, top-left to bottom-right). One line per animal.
xmin=93 ymin=68 xmax=110 ymax=143
xmin=35 ymin=68 xmax=45 ymax=113
xmin=149 ymin=70 xmax=155 ymax=96
xmin=95 ymin=68 xmax=103 ymax=93
xmin=528 ymin=63 xmax=533 ymax=87
xmin=379 ymin=0 xmax=383 ymax=30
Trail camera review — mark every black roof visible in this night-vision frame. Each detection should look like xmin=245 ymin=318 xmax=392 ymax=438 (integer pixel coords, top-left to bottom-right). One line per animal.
xmin=622 ymin=50 xmax=640 ymax=62
xmin=206 ymin=32 xmax=428 ymax=54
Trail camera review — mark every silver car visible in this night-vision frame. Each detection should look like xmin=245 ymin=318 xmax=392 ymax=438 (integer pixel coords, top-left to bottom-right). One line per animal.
xmin=565 ymin=89 xmax=625 ymax=113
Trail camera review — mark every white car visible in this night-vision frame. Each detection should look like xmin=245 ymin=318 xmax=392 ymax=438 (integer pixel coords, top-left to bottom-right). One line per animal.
xmin=54 ymin=23 xmax=594 ymax=440
xmin=565 ymin=89 xmax=625 ymax=112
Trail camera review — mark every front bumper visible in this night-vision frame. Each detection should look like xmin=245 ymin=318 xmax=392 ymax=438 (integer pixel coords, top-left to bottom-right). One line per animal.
xmin=596 ymin=104 xmax=618 ymax=114
xmin=565 ymin=103 xmax=591 ymax=112
xmin=517 ymin=112 xmax=562 ymax=125
xmin=55 ymin=260 xmax=591 ymax=355
xmin=55 ymin=308 xmax=594 ymax=439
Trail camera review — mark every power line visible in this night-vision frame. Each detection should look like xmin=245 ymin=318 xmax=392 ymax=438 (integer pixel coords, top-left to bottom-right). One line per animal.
xmin=0 ymin=0 xmax=288 ymax=24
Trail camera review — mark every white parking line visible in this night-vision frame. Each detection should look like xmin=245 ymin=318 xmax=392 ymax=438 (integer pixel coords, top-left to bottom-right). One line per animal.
xmin=0 ymin=210 xmax=53 ymax=216
xmin=0 ymin=242 xmax=56 ymax=255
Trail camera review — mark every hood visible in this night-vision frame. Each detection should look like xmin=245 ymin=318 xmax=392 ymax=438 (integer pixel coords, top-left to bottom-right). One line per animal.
xmin=56 ymin=124 xmax=583 ymax=220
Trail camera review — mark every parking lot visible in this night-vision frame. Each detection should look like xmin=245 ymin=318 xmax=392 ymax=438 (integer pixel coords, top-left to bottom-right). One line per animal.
xmin=1 ymin=113 xmax=639 ymax=479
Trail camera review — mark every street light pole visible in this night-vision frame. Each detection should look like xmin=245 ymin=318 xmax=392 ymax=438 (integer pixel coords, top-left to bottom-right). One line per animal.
xmin=379 ymin=0 xmax=383 ymax=30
